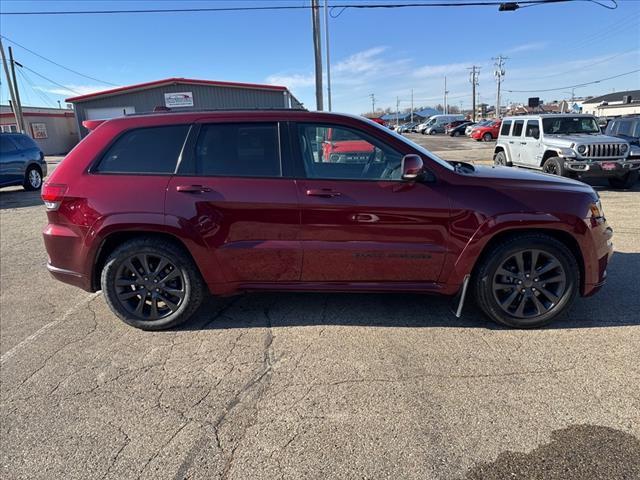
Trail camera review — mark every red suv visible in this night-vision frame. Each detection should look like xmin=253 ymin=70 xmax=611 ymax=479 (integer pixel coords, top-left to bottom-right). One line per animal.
xmin=471 ymin=119 xmax=501 ymax=142
xmin=42 ymin=110 xmax=613 ymax=330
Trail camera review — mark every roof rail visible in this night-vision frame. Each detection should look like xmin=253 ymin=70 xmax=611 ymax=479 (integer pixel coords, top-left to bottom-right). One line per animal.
xmin=124 ymin=106 xmax=308 ymax=117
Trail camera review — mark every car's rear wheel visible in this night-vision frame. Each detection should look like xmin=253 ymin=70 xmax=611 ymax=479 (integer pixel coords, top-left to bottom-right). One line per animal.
xmin=23 ymin=165 xmax=42 ymax=191
xmin=453 ymin=130 xmax=460 ymax=137
xmin=429 ymin=129 xmax=437 ymax=135
xmin=473 ymin=234 xmax=579 ymax=328
xmin=482 ymin=132 xmax=493 ymax=142
xmin=608 ymin=170 xmax=639 ymax=189
xmin=542 ymin=156 xmax=566 ymax=177
xmin=101 ymin=238 xmax=205 ymax=330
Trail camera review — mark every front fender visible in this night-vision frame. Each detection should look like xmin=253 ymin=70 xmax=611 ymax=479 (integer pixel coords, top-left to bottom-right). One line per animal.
xmin=439 ymin=212 xmax=588 ymax=293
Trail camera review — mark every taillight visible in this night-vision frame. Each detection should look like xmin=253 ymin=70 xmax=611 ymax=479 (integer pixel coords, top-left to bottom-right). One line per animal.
xmin=41 ymin=183 xmax=68 ymax=211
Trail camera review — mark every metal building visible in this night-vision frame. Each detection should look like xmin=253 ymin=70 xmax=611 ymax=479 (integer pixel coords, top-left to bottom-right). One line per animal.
xmin=1 ymin=105 xmax=78 ymax=155
xmin=66 ymin=77 xmax=304 ymax=138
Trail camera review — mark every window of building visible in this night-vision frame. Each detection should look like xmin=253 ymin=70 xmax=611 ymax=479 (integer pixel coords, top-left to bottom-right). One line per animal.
xmin=95 ymin=125 xmax=190 ymax=174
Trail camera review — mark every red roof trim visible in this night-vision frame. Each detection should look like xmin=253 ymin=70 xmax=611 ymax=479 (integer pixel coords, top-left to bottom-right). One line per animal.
xmin=65 ymin=77 xmax=287 ymax=103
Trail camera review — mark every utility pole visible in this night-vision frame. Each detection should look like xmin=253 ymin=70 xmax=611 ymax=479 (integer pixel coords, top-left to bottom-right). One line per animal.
xmin=468 ymin=66 xmax=480 ymax=122
xmin=369 ymin=93 xmax=376 ymax=115
xmin=396 ymin=96 xmax=400 ymax=128
xmin=443 ymin=76 xmax=449 ymax=115
xmin=0 ymin=38 xmax=22 ymax=132
xmin=311 ymin=0 xmax=323 ymax=111
xmin=8 ymin=46 xmax=25 ymax=132
xmin=57 ymin=100 xmax=62 ymax=109
xmin=323 ymin=0 xmax=332 ymax=111
xmin=411 ymin=89 xmax=414 ymax=123
xmin=493 ymin=55 xmax=507 ymax=119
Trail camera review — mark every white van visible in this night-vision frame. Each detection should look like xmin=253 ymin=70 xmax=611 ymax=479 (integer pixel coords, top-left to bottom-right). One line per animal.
xmin=418 ymin=114 xmax=465 ymax=135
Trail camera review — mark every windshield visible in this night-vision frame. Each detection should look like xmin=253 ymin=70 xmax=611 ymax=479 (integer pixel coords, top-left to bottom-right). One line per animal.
xmin=363 ymin=117 xmax=455 ymax=171
xmin=542 ymin=116 xmax=600 ymax=135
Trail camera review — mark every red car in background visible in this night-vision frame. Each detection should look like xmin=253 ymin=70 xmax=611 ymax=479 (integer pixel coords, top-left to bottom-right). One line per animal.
xmin=471 ymin=119 xmax=501 ymax=142
xmin=322 ymin=127 xmax=375 ymax=163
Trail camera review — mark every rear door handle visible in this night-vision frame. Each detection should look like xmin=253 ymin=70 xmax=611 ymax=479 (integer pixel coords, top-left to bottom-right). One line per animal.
xmin=351 ymin=213 xmax=379 ymax=223
xmin=520 ymin=142 xmax=527 ymax=145
xmin=306 ymin=188 xmax=342 ymax=198
xmin=508 ymin=141 xmax=514 ymax=144
xmin=176 ymin=185 xmax=212 ymax=193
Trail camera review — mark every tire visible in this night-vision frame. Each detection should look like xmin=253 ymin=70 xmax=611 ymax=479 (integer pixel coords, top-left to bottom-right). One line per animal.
xmin=608 ymin=170 xmax=639 ymax=189
xmin=23 ymin=165 xmax=42 ymax=191
xmin=494 ymin=151 xmax=508 ymax=166
xmin=482 ymin=132 xmax=493 ymax=142
xmin=542 ymin=156 xmax=566 ymax=177
xmin=473 ymin=234 xmax=579 ymax=328
xmin=453 ymin=131 xmax=460 ymax=137
xmin=101 ymin=238 xmax=205 ymax=330
xmin=429 ymin=129 xmax=437 ymax=135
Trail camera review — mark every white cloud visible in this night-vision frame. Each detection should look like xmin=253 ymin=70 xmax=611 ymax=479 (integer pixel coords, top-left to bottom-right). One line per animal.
xmin=36 ymin=84 xmax=113 ymax=96
xmin=265 ymin=73 xmax=315 ymax=89
xmin=412 ymin=62 xmax=474 ymax=79
xmin=504 ymin=42 xmax=548 ymax=54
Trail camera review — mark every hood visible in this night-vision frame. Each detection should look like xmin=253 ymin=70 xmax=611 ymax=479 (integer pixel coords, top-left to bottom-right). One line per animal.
xmin=326 ymin=140 xmax=375 ymax=153
xmin=545 ymin=133 xmax=628 ymax=146
xmin=468 ymin=165 xmax=595 ymax=195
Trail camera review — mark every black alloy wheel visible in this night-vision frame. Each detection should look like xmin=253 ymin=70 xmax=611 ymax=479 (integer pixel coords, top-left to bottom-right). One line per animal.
xmin=114 ymin=253 xmax=185 ymax=321
xmin=491 ymin=249 xmax=567 ymax=320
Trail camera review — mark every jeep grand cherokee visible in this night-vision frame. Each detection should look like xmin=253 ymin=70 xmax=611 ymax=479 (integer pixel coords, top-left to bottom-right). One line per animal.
xmin=42 ymin=110 xmax=613 ymax=330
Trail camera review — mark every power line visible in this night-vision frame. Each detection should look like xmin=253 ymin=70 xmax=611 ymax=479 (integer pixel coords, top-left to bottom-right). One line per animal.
xmin=15 ymin=63 xmax=81 ymax=95
xmin=17 ymin=67 xmax=58 ymax=107
xmin=0 ymin=0 xmax=591 ymax=16
xmin=505 ymin=69 xmax=640 ymax=93
xmin=0 ymin=35 xmax=117 ymax=86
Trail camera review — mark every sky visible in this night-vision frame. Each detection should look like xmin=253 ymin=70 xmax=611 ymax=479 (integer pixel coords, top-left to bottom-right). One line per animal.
xmin=1 ymin=0 xmax=639 ymax=114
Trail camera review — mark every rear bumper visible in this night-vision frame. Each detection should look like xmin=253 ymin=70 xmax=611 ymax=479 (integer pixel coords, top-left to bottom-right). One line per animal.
xmin=46 ymin=262 xmax=93 ymax=291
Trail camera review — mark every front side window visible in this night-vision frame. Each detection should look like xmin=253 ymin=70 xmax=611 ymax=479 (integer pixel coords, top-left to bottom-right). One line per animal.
xmin=298 ymin=124 xmax=403 ymax=180
xmin=500 ymin=120 xmax=512 ymax=136
xmin=195 ymin=123 xmax=281 ymax=177
xmin=96 ymin=125 xmax=190 ymax=174
xmin=512 ymin=120 xmax=524 ymax=137
xmin=525 ymin=120 xmax=540 ymax=138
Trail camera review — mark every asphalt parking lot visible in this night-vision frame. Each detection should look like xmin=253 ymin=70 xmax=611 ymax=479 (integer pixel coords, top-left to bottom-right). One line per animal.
xmin=1 ymin=150 xmax=639 ymax=479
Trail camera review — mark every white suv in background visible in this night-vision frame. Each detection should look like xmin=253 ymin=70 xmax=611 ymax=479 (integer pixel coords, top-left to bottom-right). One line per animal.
xmin=493 ymin=114 xmax=639 ymax=189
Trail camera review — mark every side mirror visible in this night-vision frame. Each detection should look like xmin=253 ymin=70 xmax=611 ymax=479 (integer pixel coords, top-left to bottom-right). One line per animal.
xmin=401 ymin=154 xmax=424 ymax=180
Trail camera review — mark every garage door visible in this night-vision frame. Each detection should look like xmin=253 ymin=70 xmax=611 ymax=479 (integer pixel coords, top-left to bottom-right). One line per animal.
xmin=85 ymin=106 xmax=135 ymax=120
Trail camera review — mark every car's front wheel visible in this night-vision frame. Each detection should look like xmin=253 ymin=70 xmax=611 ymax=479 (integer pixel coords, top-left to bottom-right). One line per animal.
xmin=482 ymin=132 xmax=493 ymax=142
xmin=542 ymin=156 xmax=566 ymax=177
xmin=23 ymin=165 xmax=42 ymax=191
xmin=608 ymin=170 xmax=639 ymax=189
xmin=473 ymin=234 xmax=579 ymax=328
xmin=101 ymin=238 xmax=205 ymax=330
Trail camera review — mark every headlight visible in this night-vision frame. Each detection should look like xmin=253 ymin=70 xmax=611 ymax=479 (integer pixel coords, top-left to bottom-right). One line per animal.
xmin=577 ymin=144 xmax=587 ymax=155
xmin=558 ymin=148 xmax=576 ymax=158
xmin=620 ymin=144 xmax=628 ymax=154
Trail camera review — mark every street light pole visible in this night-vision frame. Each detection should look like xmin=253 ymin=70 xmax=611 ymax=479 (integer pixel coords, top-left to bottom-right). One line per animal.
xmin=311 ymin=0 xmax=323 ymax=111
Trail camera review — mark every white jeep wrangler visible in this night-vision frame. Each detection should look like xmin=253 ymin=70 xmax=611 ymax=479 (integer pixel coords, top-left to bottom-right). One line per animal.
xmin=494 ymin=114 xmax=639 ymax=188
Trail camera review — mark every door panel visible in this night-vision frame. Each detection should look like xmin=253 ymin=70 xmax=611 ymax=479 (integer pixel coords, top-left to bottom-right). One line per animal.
xmin=165 ymin=177 xmax=301 ymax=283
xmin=521 ymin=120 xmax=542 ymax=167
xmin=296 ymin=179 xmax=449 ymax=282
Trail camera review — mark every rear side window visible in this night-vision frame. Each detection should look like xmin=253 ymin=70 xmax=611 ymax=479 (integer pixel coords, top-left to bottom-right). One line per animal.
xmin=96 ymin=125 xmax=189 ymax=174
xmin=195 ymin=123 xmax=281 ymax=177
xmin=0 ymin=136 xmax=18 ymax=152
xmin=12 ymin=135 xmax=38 ymax=150
xmin=512 ymin=120 xmax=524 ymax=137
xmin=500 ymin=121 xmax=512 ymax=136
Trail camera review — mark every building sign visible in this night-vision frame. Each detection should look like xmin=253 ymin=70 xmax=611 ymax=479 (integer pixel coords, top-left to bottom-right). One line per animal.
xmin=30 ymin=123 xmax=48 ymax=139
xmin=164 ymin=92 xmax=194 ymax=108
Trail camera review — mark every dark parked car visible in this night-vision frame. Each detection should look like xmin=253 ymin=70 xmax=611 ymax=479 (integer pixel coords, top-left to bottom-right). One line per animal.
xmin=605 ymin=115 xmax=640 ymax=147
xmin=43 ymin=110 xmax=613 ymax=331
xmin=447 ymin=121 xmax=474 ymax=136
xmin=0 ymin=133 xmax=47 ymax=190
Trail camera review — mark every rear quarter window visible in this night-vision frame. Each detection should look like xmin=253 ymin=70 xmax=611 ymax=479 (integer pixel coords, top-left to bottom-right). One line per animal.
xmin=500 ymin=120 xmax=512 ymax=136
xmin=95 ymin=125 xmax=190 ymax=174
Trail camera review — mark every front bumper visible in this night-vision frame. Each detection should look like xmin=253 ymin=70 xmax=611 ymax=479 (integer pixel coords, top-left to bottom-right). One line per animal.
xmin=564 ymin=158 xmax=640 ymax=177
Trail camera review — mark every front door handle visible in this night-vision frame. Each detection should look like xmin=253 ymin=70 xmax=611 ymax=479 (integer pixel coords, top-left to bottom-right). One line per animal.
xmin=306 ymin=188 xmax=342 ymax=198
xmin=176 ymin=185 xmax=212 ymax=193
xmin=351 ymin=213 xmax=379 ymax=223
xmin=520 ymin=142 xmax=527 ymax=145
xmin=508 ymin=141 xmax=514 ymax=144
